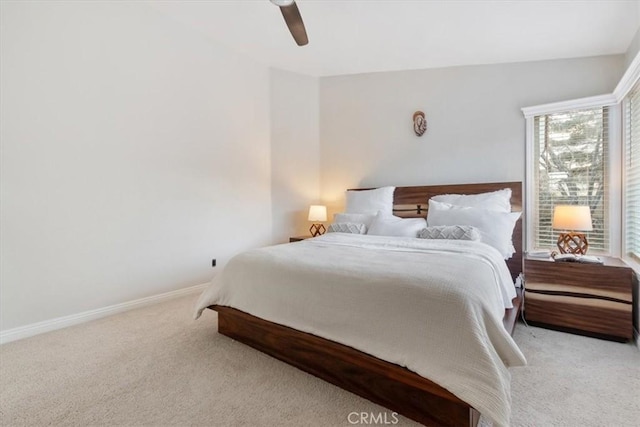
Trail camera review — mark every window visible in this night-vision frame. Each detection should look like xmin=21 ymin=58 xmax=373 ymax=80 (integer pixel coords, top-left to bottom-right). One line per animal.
xmin=531 ymin=107 xmax=609 ymax=252
xmin=625 ymin=83 xmax=640 ymax=261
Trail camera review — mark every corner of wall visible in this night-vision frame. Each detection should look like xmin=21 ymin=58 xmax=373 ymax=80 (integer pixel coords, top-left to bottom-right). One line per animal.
xmin=625 ymin=26 xmax=640 ymax=70
xmin=269 ymin=68 xmax=321 ymax=244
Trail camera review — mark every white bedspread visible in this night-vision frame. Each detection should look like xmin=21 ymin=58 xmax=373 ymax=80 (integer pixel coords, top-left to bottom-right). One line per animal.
xmin=195 ymin=233 xmax=526 ymax=426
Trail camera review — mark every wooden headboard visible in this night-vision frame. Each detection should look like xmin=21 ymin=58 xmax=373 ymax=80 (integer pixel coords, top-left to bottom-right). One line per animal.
xmin=354 ymin=182 xmax=523 ymax=281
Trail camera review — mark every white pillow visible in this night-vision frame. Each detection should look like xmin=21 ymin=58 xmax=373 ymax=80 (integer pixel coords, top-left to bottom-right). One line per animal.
xmin=345 ymin=186 xmax=395 ymax=215
xmin=367 ymin=212 xmax=427 ymax=238
xmin=418 ymin=225 xmax=481 ymax=241
xmin=327 ymin=222 xmax=367 ymax=234
xmin=333 ymin=212 xmax=377 ymax=229
xmin=431 ymin=188 xmax=512 ymax=212
xmin=427 ymin=200 xmax=520 ymax=258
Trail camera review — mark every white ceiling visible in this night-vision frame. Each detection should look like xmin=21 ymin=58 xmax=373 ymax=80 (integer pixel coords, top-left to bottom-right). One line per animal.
xmin=151 ymin=0 xmax=640 ymax=77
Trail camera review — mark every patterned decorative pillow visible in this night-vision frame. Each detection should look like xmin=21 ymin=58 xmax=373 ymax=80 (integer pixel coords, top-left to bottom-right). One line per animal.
xmin=327 ymin=222 xmax=367 ymax=234
xmin=418 ymin=225 xmax=481 ymax=241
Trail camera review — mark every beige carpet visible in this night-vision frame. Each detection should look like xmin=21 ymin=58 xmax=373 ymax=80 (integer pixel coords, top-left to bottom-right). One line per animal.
xmin=1 ymin=295 xmax=638 ymax=427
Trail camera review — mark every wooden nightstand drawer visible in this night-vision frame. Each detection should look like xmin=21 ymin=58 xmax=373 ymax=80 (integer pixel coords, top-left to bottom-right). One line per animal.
xmin=524 ymin=255 xmax=635 ymax=341
xmin=525 ymin=291 xmax=633 ymax=339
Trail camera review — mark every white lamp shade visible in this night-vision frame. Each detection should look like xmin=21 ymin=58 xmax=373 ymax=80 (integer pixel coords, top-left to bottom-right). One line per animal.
xmin=552 ymin=205 xmax=593 ymax=231
xmin=308 ymin=205 xmax=327 ymax=222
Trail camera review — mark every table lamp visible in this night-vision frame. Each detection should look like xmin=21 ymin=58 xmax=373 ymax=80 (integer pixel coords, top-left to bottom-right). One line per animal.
xmin=552 ymin=205 xmax=593 ymax=254
xmin=308 ymin=205 xmax=327 ymax=237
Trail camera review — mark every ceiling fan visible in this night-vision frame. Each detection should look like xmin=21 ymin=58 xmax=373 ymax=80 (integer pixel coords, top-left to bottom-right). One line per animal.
xmin=269 ymin=0 xmax=309 ymax=46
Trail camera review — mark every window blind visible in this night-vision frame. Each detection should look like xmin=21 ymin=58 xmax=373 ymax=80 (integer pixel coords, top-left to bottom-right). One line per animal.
xmin=532 ymin=107 xmax=609 ymax=252
xmin=625 ymin=83 xmax=640 ymax=260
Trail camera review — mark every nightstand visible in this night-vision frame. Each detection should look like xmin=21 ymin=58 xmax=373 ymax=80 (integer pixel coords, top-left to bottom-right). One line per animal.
xmin=524 ymin=255 xmax=635 ymax=341
xmin=289 ymin=236 xmax=312 ymax=242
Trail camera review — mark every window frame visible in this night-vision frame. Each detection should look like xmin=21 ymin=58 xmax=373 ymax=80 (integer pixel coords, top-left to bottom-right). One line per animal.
xmin=522 ymin=94 xmax=620 ymax=256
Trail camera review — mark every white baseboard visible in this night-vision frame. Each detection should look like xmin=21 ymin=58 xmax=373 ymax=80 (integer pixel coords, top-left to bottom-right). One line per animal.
xmin=0 ymin=283 xmax=209 ymax=345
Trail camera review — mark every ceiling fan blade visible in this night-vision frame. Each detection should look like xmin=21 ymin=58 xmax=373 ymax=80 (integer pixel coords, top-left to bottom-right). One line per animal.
xmin=279 ymin=2 xmax=308 ymax=46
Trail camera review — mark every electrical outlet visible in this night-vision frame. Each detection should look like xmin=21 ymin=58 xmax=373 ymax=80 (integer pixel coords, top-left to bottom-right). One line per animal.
xmin=211 ymin=259 xmax=216 ymax=267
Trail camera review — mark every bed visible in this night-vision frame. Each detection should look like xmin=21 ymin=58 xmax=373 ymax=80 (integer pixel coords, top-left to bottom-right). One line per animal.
xmin=195 ymin=182 xmax=525 ymax=427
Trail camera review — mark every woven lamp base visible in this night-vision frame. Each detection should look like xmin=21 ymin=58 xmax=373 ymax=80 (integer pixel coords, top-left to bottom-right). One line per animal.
xmin=309 ymin=223 xmax=326 ymax=237
xmin=557 ymin=232 xmax=589 ymax=255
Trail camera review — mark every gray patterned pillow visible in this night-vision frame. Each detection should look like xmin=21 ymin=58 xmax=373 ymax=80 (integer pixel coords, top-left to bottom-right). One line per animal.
xmin=418 ymin=225 xmax=481 ymax=241
xmin=327 ymin=222 xmax=367 ymax=234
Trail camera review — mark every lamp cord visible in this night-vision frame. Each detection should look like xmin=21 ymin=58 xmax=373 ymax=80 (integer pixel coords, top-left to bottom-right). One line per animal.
xmin=517 ymin=272 xmax=530 ymax=328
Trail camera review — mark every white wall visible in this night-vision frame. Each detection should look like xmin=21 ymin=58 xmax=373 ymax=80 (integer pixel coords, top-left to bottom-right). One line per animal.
xmin=625 ymin=27 xmax=640 ymax=68
xmin=319 ymin=55 xmax=625 ymax=212
xmin=270 ymin=69 xmax=320 ymax=243
xmin=0 ymin=1 xmax=272 ymax=331
xmin=625 ymin=2 xmax=640 ymax=68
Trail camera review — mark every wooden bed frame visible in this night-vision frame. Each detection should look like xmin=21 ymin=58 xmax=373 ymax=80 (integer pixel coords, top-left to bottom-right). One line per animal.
xmin=209 ymin=182 xmax=523 ymax=427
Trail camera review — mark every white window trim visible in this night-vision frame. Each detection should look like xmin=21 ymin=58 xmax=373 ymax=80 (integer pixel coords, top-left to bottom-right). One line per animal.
xmin=521 ymin=94 xmax=617 ymax=119
xmin=608 ymin=103 xmax=623 ymax=258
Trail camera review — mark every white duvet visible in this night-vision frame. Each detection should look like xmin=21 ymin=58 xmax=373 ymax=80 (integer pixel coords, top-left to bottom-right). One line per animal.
xmin=195 ymin=233 xmax=526 ymax=426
